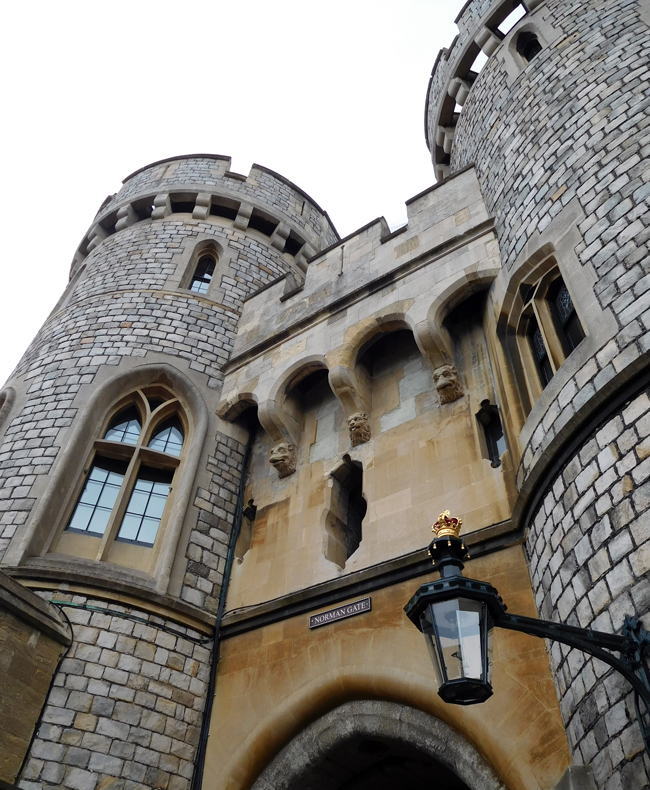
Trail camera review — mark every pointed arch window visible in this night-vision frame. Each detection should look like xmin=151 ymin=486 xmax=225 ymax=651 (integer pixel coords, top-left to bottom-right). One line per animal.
xmin=104 ymin=407 xmax=142 ymax=444
xmin=517 ymin=269 xmax=585 ymax=395
xmin=61 ymin=388 xmax=186 ymax=560
xmin=190 ymin=254 xmax=216 ymax=294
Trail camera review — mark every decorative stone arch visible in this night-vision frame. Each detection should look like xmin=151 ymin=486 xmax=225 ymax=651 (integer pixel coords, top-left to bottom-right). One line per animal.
xmin=255 ymin=355 xmax=330 ymax=478
xmin=5 ymin=363 xmax=208 ymax=595
xmin=425 ymin=267 xmax=501 ymax=337
xmin=217 ymin=391 xmax=259 ymax=423
xmin=332 ymin=306 xmax=416 ymax=371
xmin=259 ymin=355 xmax=330 ymax=443
xmin=251 ymin=700 xmax=505 ymax=790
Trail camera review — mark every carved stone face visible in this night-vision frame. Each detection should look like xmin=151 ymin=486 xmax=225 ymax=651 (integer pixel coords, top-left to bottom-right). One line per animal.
xmin=269 ymin=442 xmax=297 ymax=478
xmin=433 ymin=364 xmax=463 ymax=404
xmin=348 ymin=412 xmax=371 ymax=446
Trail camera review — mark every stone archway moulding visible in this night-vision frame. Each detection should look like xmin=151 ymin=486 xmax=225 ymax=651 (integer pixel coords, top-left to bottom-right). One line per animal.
xmin=250 ymin=699 xmax=505 ymax=790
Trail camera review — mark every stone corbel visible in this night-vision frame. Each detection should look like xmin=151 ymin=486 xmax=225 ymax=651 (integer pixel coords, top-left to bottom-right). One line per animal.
xmin=294 ymin=242 xmax=316 ymax=274
xmin=258 ymin=399 xmax=300 ymax=478
xmin=475 ymin=27 xmax=502 ymax=57
xmin=115 ymin=203 xmax=139 ymax=232
xmin=328 ymin=365 xmax=372 ymax=447
xmin=151 ymin=194 xmax=172 ymax=220
xmin=192 ymin=193 xmax=212 ymax=221
xmin=86 ymin=224 xmax=108 ymax=252
xmin=270 ymin=222 xmax=290 ymax=252
xmin=233 ymin=202 xmax=253 ymax=231
xmin=435 ymin=126 xmax=456 ymax=155
xmin=448 ymin=77 xmax=472 ymax=107
xmin=413 ymin=321 xmax=464 ymax=405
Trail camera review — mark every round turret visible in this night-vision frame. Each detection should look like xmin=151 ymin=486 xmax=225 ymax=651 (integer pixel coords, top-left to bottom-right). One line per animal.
xmin=428 ymin=2 xmax=650 ymax=786
xmin=0 ymin=155 xmax=337 ymax=790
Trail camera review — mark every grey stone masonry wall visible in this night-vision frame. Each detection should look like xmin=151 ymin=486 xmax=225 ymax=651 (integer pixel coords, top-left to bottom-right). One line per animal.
xmin=181 ymin=433 xmax=246 ymax=613
xmin=19 ymin=594 xmax=211 ymax=790
xmin=443 ymin=0 xmax=650 ymax=486
xmin=0 ymin=216 xmax=291 ymax=564
xmin=527 ymin=387 xmax=650 ymax=789
xmin=450 ymin=0 xmax=650 ymax=278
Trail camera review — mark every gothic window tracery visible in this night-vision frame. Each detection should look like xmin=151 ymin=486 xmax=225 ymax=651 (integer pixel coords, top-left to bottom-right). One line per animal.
xmin=517 ymin=271 xmax=585 ymax=394
xmin=62 ymin=387 xmax=186 ymax=555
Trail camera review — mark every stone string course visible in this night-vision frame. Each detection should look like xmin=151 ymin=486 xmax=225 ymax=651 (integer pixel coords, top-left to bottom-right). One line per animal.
xmin=527 ymin=387 xmax=650 ymax=789
xmin=20 ymin=595 xmax=211 ymax=790
xmin=448 ymin=0 xmax=650 ymax=478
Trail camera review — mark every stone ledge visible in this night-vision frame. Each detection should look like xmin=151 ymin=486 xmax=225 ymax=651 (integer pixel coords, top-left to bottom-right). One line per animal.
xmin=3 ymin=564 xmax=215 ymax=633
xmin=0 ymin=569 xmax=70 ymax=646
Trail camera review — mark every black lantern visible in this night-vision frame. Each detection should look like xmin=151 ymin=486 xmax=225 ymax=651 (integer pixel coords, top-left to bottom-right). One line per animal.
xmin=420 ymin=595 xmax=493 ymax=704
xmin=405 ymin=510 xmax=650 ymax=761
xmin=405 ymin=511 xmax=507 ymax=705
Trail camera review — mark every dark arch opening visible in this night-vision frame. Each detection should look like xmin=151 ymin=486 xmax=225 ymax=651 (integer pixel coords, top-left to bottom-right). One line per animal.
xmin=251 ymin=701 xmax=503 ymax=790
xmin=319 ymin=734 xmax=471 ymax=789
xmin=516 ymin=31 xmax=542 ymax=62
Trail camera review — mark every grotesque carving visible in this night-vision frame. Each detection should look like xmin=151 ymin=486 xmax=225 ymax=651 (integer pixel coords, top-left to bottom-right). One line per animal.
xmin=348 ymin=412 xmax=371 ymax=446
xmin=433 ymin=364 xmax=463 ymax=404
xmin=269 ymin=441 xmax=297 ymax=478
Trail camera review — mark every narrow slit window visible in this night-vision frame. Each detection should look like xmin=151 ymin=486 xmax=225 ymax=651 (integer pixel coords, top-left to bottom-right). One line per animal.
xmin=104 ymin=407 xmax=141 ymax=445
xmin=528 ymin=315 xmax=553 ymax=388
xmin=148 ymin=417 xmax=184 ymax=457
xmin=325 ymin=456 xmax=366 ymax=566
xmin=190 ymin=255 xmax=216 ymax=294
xmin=477 ymin=401 xmax=506 ymax=467
xmin=116 ymin=467 xmax=172 ymax=546
xmin=67 ymin=459 xmax=128 ymax=536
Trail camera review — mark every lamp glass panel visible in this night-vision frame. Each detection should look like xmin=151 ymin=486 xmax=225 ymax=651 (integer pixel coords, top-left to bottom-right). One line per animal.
xmin=420 ymin=606 xmax=445 ymax=686
xmin=430 ymin=598 xmax=486 ymax=681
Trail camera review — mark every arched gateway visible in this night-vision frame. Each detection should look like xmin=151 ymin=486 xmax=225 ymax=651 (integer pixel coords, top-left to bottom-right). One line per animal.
xmin=251 ymin=700 xmax=505 ymax=790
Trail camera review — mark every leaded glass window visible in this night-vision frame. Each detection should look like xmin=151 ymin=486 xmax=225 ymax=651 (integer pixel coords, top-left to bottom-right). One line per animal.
xmin=62 ymin=388 xmax=186 ymax=560
xmin=104 ymin=407 xmax=141 ymax=444
xmin=528 ymin=316 xmax=553 ymax=387
xmin=552 ymin=280 xmax=585 ymax=353
xmin=148 ymin=418 xmax=184 ymax=457
xmin=117 ymin=468 xmax=173 ymax=546
xmin=67 ymin=460 xmax=127 ymax=535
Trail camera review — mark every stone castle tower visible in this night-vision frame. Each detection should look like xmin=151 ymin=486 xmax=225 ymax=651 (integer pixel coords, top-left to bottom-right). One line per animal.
xmin=1 ymin=1 xmax=649 ymax=789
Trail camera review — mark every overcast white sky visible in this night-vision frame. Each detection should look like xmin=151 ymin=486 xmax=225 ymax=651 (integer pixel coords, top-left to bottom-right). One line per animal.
xmin=0 ymin=0 xmax=465 ymax=386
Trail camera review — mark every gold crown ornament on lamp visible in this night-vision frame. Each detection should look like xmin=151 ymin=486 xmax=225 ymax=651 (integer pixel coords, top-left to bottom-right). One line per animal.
xmin=428 ymin=510 xmax=469 ymax=560
xmin=432 ymin=510 xmax=462 ymax=539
